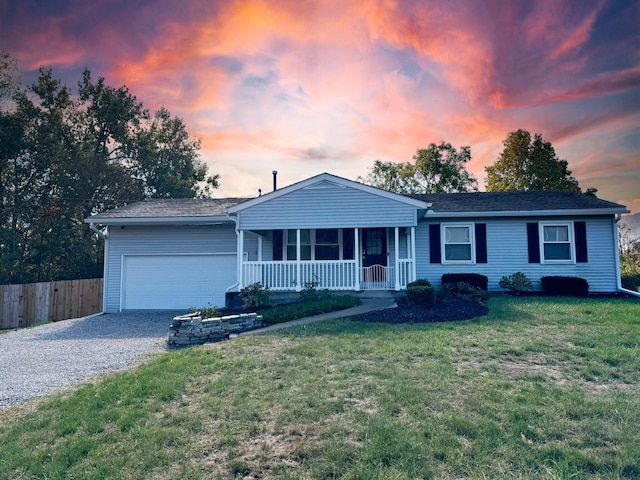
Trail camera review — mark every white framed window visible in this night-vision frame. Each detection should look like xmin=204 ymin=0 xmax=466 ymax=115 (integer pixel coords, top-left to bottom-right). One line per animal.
xmin=287 ymin=229 xmax=311 ymax=260
xmin=284 ymin=229 xmax=352 ymax=261
xmin=442 ymin=223 xmax=475 ymax=263
xmin=540 ymin=222 xmax=574 ymax=262
xmin=315 ymin=229 xmax=340 ymax=260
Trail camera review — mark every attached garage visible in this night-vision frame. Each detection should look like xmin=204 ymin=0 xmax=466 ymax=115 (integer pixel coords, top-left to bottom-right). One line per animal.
xmin=121 ymin=254 xmax=237 ymax=310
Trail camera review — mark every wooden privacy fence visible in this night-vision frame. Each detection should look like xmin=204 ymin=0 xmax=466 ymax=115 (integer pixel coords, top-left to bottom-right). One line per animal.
xmin=0 ymin=278 xmax=103 ymax=329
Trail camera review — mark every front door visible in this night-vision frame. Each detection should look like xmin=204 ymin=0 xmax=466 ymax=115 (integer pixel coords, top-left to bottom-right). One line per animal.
xmin=362 ymin=228 xmax=387 ymax=268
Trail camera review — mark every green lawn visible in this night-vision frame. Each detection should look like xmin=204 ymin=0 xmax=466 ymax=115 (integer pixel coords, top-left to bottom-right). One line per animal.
xmin=1 ymin=297 xmax=639 ymax=479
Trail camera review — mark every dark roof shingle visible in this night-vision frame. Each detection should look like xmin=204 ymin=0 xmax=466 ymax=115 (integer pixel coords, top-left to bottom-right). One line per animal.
xmin=89 ymin=197 xmax=249 ymax=220
xmin=407 ymin=190 xmax=626 ymax=213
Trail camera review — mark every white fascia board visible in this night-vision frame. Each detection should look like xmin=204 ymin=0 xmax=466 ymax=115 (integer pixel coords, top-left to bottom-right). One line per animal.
xmin=227 ymin=172 xmax=428 ymax=213
xmin=84 ymin=215 xmax=233 ymax=226
xmin=423 ymin=208 xmax=629 ymax=218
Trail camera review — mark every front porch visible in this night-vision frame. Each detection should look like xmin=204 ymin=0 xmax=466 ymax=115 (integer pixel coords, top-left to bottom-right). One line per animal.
xmin=236 ymin=227 xmax=416 ymax=292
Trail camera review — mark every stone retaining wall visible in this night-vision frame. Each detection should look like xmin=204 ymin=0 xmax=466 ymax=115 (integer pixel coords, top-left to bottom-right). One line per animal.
xmin=168 ymin=312 xmax=263 ymax=348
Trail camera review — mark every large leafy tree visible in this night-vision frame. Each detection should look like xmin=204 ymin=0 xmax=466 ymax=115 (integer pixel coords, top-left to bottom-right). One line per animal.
xmin=363 ymin=142 xmax=478 ymax=194
xmin=0 ymin=54 xmax=219 ymax=284
xmin=485 ymin=129 xmax=590 ymax=193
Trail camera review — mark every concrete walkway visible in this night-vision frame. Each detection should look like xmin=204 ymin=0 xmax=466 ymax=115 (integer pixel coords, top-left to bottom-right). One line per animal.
xmin=239 ymin=294 xmax=398 ymax=335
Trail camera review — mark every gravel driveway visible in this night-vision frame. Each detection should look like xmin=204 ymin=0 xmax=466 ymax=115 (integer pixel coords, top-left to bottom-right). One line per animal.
xmin=0 ymin=311 xmax=179 ymax=409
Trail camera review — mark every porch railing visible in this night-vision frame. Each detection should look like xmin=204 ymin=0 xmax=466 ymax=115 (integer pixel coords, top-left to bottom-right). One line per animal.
xmin=397 ymin=259 xmax=413 ymax=288
xmin=242 ymin=259 xmax=414 ymax=291
xmin=242 ymin=260 xmax=357 ymax=291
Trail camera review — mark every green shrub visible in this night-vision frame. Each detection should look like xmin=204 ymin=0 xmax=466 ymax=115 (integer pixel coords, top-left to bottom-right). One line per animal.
xmin=621 ymin=274 xmax=640 ymax=292
xmin=407 ymin=279 xmax=431 ymax=288
xmin=442 ymin=281 xmax=487 ymax=301
xmin=442 ymin=273 xmax=488 ymax=291
xmin=499 ymin=272 xmax=533 ymax=294
xmin=406 ymin=285 xmax=436 ymax=307
xmin=239 ymin=282 xmax=271 ymax=310
xmin=541 ymin=276 xmax=589 ymax=297
xmin=299 ymin=279 xmax=330 ymax=303
xmin=188 ymin=303 xmax=222 ymax=319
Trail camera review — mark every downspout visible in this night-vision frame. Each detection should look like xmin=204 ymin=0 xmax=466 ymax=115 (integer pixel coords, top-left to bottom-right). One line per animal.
xmin=226 ymin=212 xmax=241 ymax=293
xmin=89 ymin=223 xmax=108 ymax=313
xmin=615 ymin=213 xmax=640 ymax=298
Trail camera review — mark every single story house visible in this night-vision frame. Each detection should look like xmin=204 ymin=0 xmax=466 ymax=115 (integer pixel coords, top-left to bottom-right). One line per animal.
xmin=86 ymin=172 xmax=630 ymax=312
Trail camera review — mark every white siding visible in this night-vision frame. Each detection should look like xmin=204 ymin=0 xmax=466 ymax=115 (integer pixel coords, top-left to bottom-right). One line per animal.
xmin=104 ymin=224 xmax=237 ymax=312
xmin=238 ymin=183 xmax=417 ymax=230
xmin=416 ymin=216 xmax=618 ymax=292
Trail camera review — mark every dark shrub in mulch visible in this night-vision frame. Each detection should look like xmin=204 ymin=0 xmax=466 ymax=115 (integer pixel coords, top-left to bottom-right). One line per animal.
xmin=347 ymin=296 xmax=488 ymax=324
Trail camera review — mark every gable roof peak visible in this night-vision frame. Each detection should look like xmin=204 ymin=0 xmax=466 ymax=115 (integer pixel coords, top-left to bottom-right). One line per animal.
xmin=227 ymin=172 xmax=427 ymax=212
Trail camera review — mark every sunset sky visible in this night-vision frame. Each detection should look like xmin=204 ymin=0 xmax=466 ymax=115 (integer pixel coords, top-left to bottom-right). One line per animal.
xmin=1 ymin=0 xmax=639 ymax=213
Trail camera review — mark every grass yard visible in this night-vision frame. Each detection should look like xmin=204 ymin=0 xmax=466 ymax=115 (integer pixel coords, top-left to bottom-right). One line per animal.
xmin=1 ymin=296 xmax=639 ymax=479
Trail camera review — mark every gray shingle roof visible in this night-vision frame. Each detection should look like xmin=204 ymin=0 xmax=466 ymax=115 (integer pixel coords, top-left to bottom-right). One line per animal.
xmin=89 ymin=197 xmax=249 ymax=220
xmin=87 ymin=188 xmax=627 ymax=225
xmin=407 ymin=190 xmax=627 ymax=213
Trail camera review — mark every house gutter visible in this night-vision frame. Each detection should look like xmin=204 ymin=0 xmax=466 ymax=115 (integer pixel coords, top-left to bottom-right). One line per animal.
xmin=620 ymin=288 xmax=640 ymax=298
xmin=225 ymin=212 xmax=240 ymax=293
xmin=423 ymin=207 xmax=628 ymax=218
xmin=84 ymin=215 xmax=232 ymax=226
xmin=88 ymin=222 xmax=108 ymax=313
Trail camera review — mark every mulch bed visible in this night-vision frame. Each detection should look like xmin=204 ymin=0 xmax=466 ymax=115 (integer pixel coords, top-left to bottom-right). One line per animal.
xmin=346 ymin=296 xmax=488 ymax=324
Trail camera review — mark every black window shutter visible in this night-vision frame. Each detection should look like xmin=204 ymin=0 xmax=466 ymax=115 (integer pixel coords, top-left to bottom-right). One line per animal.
xmin=272 ymin=230 xmax=283 ymax=261
xmin=574 ymin=221 xmax=588 ymax=263
xmin=527 ymin=223 xmax=540 ymax=263
xmin=429 ymin=224 xmax=441 ymax=263
xmin=475 ymin=223 xmax=487 ymax=263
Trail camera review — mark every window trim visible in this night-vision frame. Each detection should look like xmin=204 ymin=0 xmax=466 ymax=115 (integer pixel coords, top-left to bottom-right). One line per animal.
xmin=441 ymin=223 xmax=476 ymax=264
xmin=283 ymin=228 xmax=348 ymax=261
xmin=286 ymin=229 xmax=311 ymax=261
xmin=539 ymin=221 xmax=575 ymax=264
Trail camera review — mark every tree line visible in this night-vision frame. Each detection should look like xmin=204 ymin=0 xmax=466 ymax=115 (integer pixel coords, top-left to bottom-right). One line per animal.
xmin=1 ymin=51 xmax=219 ymax=284
xmin=361 ymin=130 xmax=594 ymax=195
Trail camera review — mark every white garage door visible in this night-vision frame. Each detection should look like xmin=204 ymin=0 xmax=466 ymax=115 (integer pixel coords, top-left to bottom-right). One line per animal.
xmin=122 ymin=254 xmax=237 ymax=310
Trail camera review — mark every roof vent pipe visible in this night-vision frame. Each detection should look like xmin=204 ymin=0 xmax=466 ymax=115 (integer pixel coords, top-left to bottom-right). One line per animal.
xmin=272 ymin=170 xmax=278 ymax=191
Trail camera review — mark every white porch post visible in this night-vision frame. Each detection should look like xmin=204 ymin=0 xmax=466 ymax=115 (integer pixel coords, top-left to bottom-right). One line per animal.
xmin=257 ymin=236 xmax=263 ymax=262
xmin=237 ymin=229 xmax=244 ymax=289
xmin=411 ymin=226 xmax=417 ymax=282
xmin=394 ymin=227 xmax=400 ymax=291
xmin=354 ymin=228 xmax=360 ymax=291
xmin=296 ymin=229 xmax=302 ymax=292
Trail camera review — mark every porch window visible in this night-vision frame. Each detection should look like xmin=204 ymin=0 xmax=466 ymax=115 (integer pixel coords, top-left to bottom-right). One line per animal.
xmin=283 ymin=228 xmax=354 ymax=261
xmin=442 ymin=224 xmax=474 ymax=263
xmin=541 ymin=223 xmax=573 ymax=261
xmin=315 ymin=229 xmax=339 ymax=260
xmin=287 ymin=229 xmax=311 ymax=260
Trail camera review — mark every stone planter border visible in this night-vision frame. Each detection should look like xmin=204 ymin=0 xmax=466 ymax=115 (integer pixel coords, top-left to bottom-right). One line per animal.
xmin=167 ymin=312 xmax=263 ymax=348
